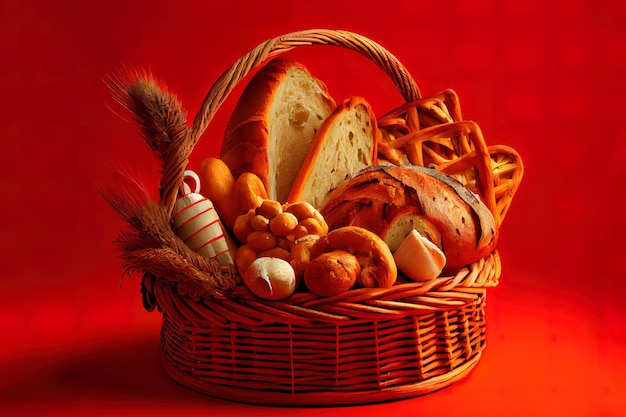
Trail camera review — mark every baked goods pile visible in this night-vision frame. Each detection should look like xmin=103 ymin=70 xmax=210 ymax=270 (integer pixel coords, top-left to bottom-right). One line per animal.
xmin=182 ymin=57 xmax=499 ymax=300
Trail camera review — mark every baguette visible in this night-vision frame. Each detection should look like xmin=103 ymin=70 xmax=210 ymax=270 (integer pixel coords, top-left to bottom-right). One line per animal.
xmin=220 ymin=57 xmax=336 ymax=203
xmin=321 ymin=164 xmax=498 ymax=271
xmin=288 ymin=96 xmax=379 ymax=209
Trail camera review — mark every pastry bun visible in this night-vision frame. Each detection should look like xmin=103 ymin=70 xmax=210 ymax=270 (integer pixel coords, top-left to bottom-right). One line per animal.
xmin=310 ymin=226 xmax=397 ymax=289
xmin=304 ymin=250 xmax=360 ymax=296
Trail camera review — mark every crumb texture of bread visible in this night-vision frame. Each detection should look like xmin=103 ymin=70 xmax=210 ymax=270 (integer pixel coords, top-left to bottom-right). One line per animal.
xmin=290 ymin=97 xmax=377 ymax=209
xmin=221 ymin=58 xmax=335 ymax=204
xmin=269 ymin=68 xmax=334 ymax=203
xmin=382 ymin=212 xmax=441 ymax=253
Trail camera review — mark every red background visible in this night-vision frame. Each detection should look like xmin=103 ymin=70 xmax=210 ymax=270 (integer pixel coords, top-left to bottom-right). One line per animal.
xmin=1 ymin=0 xmax=625 ymax=415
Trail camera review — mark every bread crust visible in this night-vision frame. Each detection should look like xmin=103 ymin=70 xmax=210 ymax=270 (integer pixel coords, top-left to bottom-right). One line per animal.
xmin=304 ymin=250 xmax=360 ymax=296
xmin=321 ymin=165 xmax=498 ymax=271
xmin=220 ymin=57 xmax=335 ymax=201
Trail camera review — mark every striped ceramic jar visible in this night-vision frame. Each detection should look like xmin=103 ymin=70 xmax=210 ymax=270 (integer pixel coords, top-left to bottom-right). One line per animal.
xmin=172 ymin=170 xmax=234 ymax=265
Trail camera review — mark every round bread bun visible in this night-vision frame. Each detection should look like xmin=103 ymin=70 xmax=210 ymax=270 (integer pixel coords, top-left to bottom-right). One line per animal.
xmin=393 ymin=229 xmax=446 ymax=282
xmin=304 ymin=250 xmax=360 ymax=297
xmin=310 ymin=226 xmax=397 ymax=288
xmin=244 ymin=257 xmax=296 ymax=300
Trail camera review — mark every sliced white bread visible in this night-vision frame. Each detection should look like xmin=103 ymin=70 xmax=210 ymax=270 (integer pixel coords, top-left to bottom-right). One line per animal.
xmin=220 ymin=57 xmax=336 ymax=204
xmin=393 ymin=229 xmax=446 ymax=282
xmin=380 ymin=207 xmax=443 ymax=253
xmin=288 ymin=96 xmax=379 ymax=209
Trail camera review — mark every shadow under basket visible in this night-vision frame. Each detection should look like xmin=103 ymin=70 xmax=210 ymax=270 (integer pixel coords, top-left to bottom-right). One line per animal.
xmin=109 ymin=29 xmax=524 ymax=406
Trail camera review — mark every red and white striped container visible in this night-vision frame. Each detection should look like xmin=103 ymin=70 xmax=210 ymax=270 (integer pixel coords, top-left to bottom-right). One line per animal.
xmin=172 ymin=170 xmax=234 ymax=265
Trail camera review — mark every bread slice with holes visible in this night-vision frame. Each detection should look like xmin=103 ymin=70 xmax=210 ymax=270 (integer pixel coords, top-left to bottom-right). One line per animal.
xmin=288 ymin=96 xmax=379 ymax=209
xmin=380 ymin=207 xmax=443 ymax=253
xmin=220 ymin=57 xmax=336 ymax=203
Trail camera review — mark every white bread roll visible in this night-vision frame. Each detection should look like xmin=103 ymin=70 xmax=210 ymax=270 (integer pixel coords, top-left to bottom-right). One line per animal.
xmin=220 ymin=57 xmax=336 ymax=203
xmin=288 ymin=96 xmax=378 ymax=209
xmin=393 ymin=229 xmax=446 ymax=282
xmin=244 ymin=257 xmax=296 ymax=300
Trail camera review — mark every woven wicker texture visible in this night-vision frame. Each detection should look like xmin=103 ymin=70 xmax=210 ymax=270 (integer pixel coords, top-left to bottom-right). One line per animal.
xmin=109 ymin=29 xmax=523 ymax=406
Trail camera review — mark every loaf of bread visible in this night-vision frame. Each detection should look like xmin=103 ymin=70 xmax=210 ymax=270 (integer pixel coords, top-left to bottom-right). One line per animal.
xmin=288 ymin=96 xmax=378 ymax=209
xmin=220 ymin=57 xmax=336 ymax=203
xmin=321 ymin=165 xmax=498 ymax=271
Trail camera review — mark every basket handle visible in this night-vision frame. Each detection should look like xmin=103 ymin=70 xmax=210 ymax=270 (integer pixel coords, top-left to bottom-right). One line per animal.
xmin=160 ymin=29 xmax=422 ymax=214
xmin=190 ymin=29 xmax=422 ymax=141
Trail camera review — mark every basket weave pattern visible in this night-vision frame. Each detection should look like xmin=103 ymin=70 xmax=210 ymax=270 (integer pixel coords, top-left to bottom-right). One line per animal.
xmin=109 ymin=29 xmax=523 ymax=406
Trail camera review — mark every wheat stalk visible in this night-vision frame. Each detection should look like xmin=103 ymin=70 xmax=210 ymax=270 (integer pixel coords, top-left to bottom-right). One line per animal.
xmin=106 ymin=67 xmax=192 ymax=215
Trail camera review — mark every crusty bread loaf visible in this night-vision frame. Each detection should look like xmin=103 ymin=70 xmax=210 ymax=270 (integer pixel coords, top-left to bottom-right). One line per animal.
xmin=288 ymin=96 xmax=378 ymax=209
xmin=220 ymin=57 xmax=336 ymax=203
xmin=321 ymin=165 xmax=498 ymax=271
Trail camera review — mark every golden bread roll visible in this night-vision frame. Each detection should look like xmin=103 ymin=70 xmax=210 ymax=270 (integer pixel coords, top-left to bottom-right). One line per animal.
xmin=256 ymin=199 xmax=282 ymax=219
xmin=393 ymin=229 xmax=446 ymax=282
xmin=233 ymin=172 xmax=268 ymax=216
xmin=321 ymin=165 xmax=498 ymax=271
xmin=304 ymin=250 xmax=360 ymax=296
xmin=221 ymin=57 xmax=336 ymax=203
xmin=233 ymin=199 xmax=329 ymax=283
xmin=235 ymin=244 xmax=257 ymax=277
xmin=198 ymin=157 xmax=238 ymax=230
xmin=289 ymin=234 xmax=320 ymax=282
xmin=310 ymin=226 xmax=397 ymax=288
xmin=232 ymin=209 xmax=256 ymax=243
xmin=284 ymin=202 xmax=329 ymax=235
xmin=269 ymin=212 xmax=299 ymax=237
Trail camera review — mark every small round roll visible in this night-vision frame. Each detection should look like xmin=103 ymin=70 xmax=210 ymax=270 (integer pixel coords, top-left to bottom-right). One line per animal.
xmin=304 ymin=250 xmax=360 ymax=297
xmin=244 ymin=257 xmax=297 ymax=300
xmin=310 ymin=226 xmax=397 ymax=288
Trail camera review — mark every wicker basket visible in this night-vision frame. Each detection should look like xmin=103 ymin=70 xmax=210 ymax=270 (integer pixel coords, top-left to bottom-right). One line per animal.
xmin=108 ymin=29 xmax=523 ymax=406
